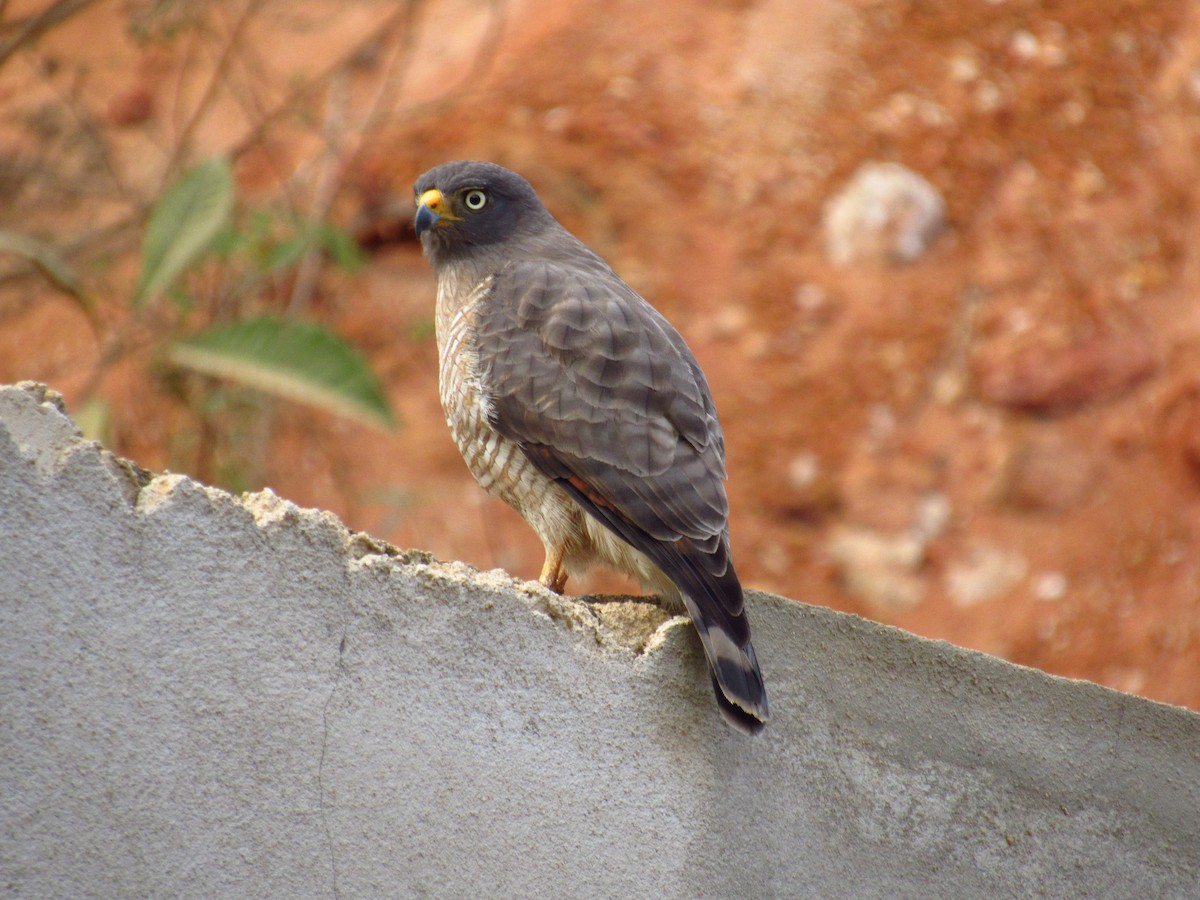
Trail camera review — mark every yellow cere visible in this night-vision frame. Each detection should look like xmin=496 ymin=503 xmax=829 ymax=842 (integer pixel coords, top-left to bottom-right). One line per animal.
xmin=419 ymin=188 xmax=462 ymax=222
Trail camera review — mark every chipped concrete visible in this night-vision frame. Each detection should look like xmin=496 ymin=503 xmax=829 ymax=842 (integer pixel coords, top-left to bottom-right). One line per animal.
xmin=2 ymin=381 xmax=1199 ymax=898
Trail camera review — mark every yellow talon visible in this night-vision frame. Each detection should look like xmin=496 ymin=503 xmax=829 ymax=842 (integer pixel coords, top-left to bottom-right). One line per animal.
xmin=539 ymin=546 xmax=568 ymax=594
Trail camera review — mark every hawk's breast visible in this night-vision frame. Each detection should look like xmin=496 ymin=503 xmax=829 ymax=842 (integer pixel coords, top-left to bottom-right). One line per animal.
xmin=436 ymin=272 xmax=575 ymax=537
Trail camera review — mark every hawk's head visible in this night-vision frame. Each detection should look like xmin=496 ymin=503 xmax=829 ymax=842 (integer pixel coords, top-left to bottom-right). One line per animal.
xmin=413 ymin=161 xmax=553 ymax=263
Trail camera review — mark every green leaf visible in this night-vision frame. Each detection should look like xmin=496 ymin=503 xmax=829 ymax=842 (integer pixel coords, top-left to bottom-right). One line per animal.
xmin=169 ymin=317 xmax=395 ymax=429
xmin=166 ymin=286 xmax=195 ymax=314
xmin=245 ymin=209 xmax=273 ymax=245
xmin=318 ymin=222 xmax=365 ymax=272
xmin=261 ymin=233 xmax=312 ymax=273
xmin=209 ymin=226 xmax=244 ymax=260
xmin=134 ymin=157 xmax=234 ymax=307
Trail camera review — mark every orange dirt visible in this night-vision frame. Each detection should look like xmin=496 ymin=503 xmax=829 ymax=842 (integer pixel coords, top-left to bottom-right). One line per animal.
xmin=2 ymin=0 xmax=1199 ymax=708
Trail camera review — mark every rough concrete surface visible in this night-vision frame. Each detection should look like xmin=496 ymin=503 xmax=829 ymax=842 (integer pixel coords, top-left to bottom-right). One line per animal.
xmin=2 ymin=380 xmax=1198 ymax=899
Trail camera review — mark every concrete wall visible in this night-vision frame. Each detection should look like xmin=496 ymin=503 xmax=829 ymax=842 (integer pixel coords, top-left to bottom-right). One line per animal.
xmin=2 ymin=380 xmax=1198 ymax=898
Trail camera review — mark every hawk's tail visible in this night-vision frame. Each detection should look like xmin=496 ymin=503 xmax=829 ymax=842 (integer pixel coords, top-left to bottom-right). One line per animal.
xmin=540 ymin=467 xmax=769 ymax=732
xmin=677 ymin=583 xmax=770 ymax=735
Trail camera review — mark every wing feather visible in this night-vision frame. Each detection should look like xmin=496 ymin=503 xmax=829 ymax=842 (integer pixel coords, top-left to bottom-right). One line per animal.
xmin=475 ymin=259 xmax=729 ymax=550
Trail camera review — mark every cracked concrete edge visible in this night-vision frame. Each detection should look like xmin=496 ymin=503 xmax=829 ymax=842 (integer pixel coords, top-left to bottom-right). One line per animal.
xmin=0 ymin=380 xmax=671 ymax=658
xmin=3 ymin=379 xmax=1189 ymax=714
xmin=3 ymin=377 xmax=1198 ymax=717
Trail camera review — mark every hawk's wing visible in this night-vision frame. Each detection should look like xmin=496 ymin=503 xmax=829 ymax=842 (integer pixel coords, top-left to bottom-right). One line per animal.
xmin=474 ymin=257 xmax=754 ymax=640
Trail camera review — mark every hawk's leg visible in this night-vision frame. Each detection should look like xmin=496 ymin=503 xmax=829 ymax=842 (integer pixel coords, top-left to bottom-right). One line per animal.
xmin=539 ymin=542 xmax=569 ymax=594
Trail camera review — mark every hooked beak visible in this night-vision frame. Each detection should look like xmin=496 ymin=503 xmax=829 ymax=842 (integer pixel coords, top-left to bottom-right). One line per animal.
xmin=414 ymin=188 xmax=457 ymax=237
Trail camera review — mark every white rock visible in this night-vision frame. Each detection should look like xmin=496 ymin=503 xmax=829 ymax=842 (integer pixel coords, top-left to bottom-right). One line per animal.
xmin=822 ymin=162 xmax=947 ymax=266
xmin=946 ymin=544 xmax=1028 ymax=607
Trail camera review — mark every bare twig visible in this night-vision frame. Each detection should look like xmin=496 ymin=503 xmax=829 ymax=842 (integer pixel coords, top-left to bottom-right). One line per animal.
xmin=447 ymin=0 xmax=508 ymax=100
xmin=286 ymin=68 xmax=349 ymax=315
xmin=0 ymin=0 xmax=96 ymax=67
xmin=0 ymin=212 xmax=138 ymax=293
xmin=168 ymin=4 xmax=209 ymax=152
xmin=343 ymin=0 xmax=508 ymax=179
xmin=163 ymin=0 xmax=263 ymax=185
xmin=227 ymin=2 xmax=420 ymax=162
xmin=21 ymin=50 xmax=138 ymax=204
xmin=341 ymin=0 xmax=427 ymax=158
xmin=371 ymin=0 xmax=508 ymax=128
xmin=906 ymin=283 xmax=983 ymax=425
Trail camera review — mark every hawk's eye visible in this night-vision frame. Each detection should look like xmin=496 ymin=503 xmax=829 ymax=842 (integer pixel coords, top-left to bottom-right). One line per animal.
xmin=463 ymin=189 xmax=488 ymax=211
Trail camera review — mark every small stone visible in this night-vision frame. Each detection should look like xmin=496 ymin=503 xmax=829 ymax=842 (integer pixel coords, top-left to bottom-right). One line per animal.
xmin=946 ymin=544 xmax=1027 ymax=607
xmin=913 ymin=492 xmax=951 ymax=542
xmin=543 ymin=107 xmax=571 ymax=133
xmin=916 ymin=100 xmax=952 ymax=128
xmin=793 ymin=283 xmax=826 ymax=312
xmin=866 ymin=404 xmax=898 ymax=447
xmin=1070 ymin=161 xmax=1106 ymax=198
xmin=973 ymin=332 xmax=1157 ymax=412
xmin=822 ymin=162 xmax=947 ymax=267
xmin=933 ymin=370 xmax=967 ymax=405
xmin=106 ymin=86 xmax=154 ymax=127
xmin=1101 ymin=667 xmax=1147 ymax=695
xmin=759 ymin=542 xmax=790 ymax=576
xmin=1010 ymin=30 xmax=1040 ymax=61
xmin=711 ymin=303 xmax=750 ymax=339
xmin=1041 ymin=41 xmax=1068 ymax=68
xmin=948 ymin=53 xmax=980 ymax=83
xmin=1033 ymin=572 xmax=1068 ymax=601
xmin=787 ymin=451 xmax=820 ymax=489
xmin=1005 ymin=307 xmax=1035 ymax=335
xmin=974 ymin=81 xmax=1004 ymax=113
xmin=1060 ymin=100 xmax=1087 ymax=126
xmin=828 ymin=526 xmax=927 ymax=615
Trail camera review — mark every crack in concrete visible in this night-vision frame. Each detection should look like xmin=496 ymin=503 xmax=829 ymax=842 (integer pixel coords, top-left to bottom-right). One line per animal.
xmin=318 ymin=625 xmax=349 ymax=900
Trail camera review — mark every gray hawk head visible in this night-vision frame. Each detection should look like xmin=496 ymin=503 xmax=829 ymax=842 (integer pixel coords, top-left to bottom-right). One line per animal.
xmin=413 ymin=161 xmax=557 ymax=265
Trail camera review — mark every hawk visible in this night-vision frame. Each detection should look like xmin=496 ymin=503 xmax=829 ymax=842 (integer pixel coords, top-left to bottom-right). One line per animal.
xmin=414 ymin=160 xmax=768 ymax=733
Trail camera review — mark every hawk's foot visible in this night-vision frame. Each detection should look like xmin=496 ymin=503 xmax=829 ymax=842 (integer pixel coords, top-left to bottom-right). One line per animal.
xmin=539 ymin=546 xmax=569 ymax=594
